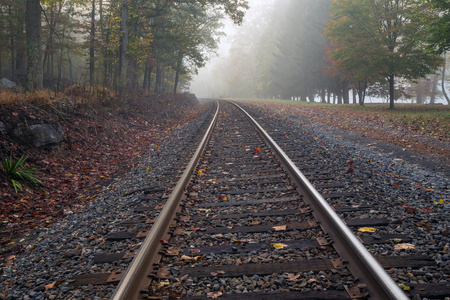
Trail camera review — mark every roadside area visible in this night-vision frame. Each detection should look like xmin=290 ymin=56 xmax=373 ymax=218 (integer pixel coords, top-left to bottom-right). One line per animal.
xmin=236 ymin=100 xmax=449 ymax=176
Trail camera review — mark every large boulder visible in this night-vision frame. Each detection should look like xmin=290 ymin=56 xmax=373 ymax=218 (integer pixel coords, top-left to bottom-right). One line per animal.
xmin=11 ymin=122 xmax=64 ymax=147
xmin=29 ymin=123 xmax=64 ymax=147
xmin=0 ymin=78 xmax=17 ymax=88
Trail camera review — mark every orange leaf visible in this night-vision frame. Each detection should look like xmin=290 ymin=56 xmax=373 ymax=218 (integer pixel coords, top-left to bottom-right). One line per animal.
xmin=45 ymin=278 xmax=62 ymax=290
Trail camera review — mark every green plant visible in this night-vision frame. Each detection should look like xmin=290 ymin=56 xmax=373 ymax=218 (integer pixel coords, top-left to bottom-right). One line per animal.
xmin=1 ymin=156 xmax=41 ymax=193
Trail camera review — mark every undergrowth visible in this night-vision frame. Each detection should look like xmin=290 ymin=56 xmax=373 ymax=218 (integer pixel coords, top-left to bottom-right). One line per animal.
xmin=1 ymin=156 xmax=41 ymax=193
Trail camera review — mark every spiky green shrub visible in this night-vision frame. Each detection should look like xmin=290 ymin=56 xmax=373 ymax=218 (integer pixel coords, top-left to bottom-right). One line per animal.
xmin=1 ymin=156 xmax=41 ymax=193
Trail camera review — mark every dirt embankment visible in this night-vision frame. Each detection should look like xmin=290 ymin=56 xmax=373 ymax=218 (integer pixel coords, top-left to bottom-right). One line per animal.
xmin=0 ymin=93 xmax=206 ymax=260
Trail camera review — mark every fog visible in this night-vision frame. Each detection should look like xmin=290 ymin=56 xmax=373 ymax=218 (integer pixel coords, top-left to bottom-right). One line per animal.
xmin=189 ymin=0 xmax=448 ymax=105
xmin=190 ymin=0 xmax=276 ymax=99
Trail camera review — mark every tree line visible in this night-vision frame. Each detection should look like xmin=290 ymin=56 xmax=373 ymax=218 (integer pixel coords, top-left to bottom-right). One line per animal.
xmin=207 ymin=0 xmax=449 ymax=109
xmin=0 ymin=0 xmax=248 ymax=96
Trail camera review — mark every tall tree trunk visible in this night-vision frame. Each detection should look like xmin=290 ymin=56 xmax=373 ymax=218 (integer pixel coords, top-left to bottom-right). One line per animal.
xmin=120 ymin=0 xmax=128 ymax=95
xmin=8 ymin=4 xmax=15 ymax=78
xmin=173 ymin=51 xmax=183 ymax=94
xmin=342 ymin=82 xmax=349 ymax=104
xmin=357 ymin=80 xmax=367 ymax=106
xmin=155 ymin=65 xmax=162 ymax=93
xmin=25 ymin=0 xmax=43 ymax=92
xmin=442 ymin=53 xmax=449 ymax=104
xmin=147 ymin=66 xmax=152 ymax=91
xmin=430 ymin=74 xmax=438 ymax=104
xmin=89 ymin=0 xmax=96 ymax=87
xmin=143 ymin=65 xmax=149 ymax=90
xmin=42 ymin=7 xmax=54 ymax=76
xmin=416 ymin=89 xmax=422 ymax=104
xmin=388 ymin=74 xmax=395 ymax=109
xmin=16 ymin=5 xmax=26 ymax=80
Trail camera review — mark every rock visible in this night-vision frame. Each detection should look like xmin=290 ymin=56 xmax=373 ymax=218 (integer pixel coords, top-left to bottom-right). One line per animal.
xmin=10 ymin=122 xmax=64 ymax=147
xmin=0 ymin=78 xmax=16 ymax=88
xmin=0 ymin=121 xmax=6 ymax=135
xmin=29 ymin=123 xmax=64 ymax=147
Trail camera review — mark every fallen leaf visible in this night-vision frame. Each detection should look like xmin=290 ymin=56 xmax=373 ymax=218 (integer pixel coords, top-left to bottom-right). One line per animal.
xmin=198 ymin=170 xmax=203 ymax=175
xmin=272 ymin=225 xmax=287 ymax=231
xmin=271 ymin=243 xmax=288 ymax=249
xmin=156 ymin=281 xmax=170 ymax=288
xmin=402 ymin=206 xmax=417 ymax=214
xmin=255 ymin=147 xmax=262 ymax=154
xmin=346 ymin=160 xmax=354 ymax=165
xmin=181 ymin=255 xmax=202 ymax=262
xmin=45 ymin=278 xmax=62 ymax=290
xmin=207 ymin=292 xmax=223 ymax=298
xmin=358 ymin=227 xmax=376 ymax=233
xmin=394 ymin=243 xmax=416 ymax=250
xmin=218 ymin=194 xmax=227 ymax=201
xmin=345 ymin=167 xmax=354 ymax=174
xmin=419 ymin=207 xmax=433 ymax=214
xmin=398 ymin=283 xmax=411 ymax=291
xmin=388 ymin=238 xmax=403 ymax=243
xmin=434 ymin=199 xmax=445 ymax=205
xmin=211 ymin=270 xmax=225 ymax=276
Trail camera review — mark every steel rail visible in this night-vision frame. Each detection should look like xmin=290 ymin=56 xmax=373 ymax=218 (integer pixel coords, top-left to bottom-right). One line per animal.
xmin=232 ymin=101 xmax=409 ymax=300
xmin=110 ymin=101 xmax=220 ymax=300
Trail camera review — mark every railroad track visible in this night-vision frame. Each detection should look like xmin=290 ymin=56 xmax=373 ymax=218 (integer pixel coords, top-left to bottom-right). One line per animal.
xmin=64 ymin=100 xmax=449 ymax=299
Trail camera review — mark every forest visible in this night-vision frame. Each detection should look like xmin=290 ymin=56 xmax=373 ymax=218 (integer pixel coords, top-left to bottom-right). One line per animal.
xmin=0 ymin=0 xmax=248 ymax=96
xmin=194 ymin=0 xmax=450 ymax=109
xmin=0 ymin=0 xmax=449 ymax=109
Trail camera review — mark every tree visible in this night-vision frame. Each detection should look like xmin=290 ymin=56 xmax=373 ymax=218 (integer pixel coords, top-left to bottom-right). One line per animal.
xmin=425 ymin=0 xmax=450 ymax=53
xmin=325 ymin=0 xmax=443 ymax=109
xmin=25 ymin=0 xmax=43 ymax=91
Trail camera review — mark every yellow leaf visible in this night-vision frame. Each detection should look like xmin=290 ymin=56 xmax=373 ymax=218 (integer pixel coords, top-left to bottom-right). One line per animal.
xmin=270 ymin=243 xmax=288 ymax=249
xmin=198 ymin=170 xmax=203 ymax=175
xmin=198 ymin=209 xmax=211 ymax=213
xmin=146 ymin=167 xmax=150 ymax=171
xmin=398 ymin=283 xmax=411 ymax=291
xmin=157 ymin=281 xmax=170 ymax=288
xmin=181 ymin=255 xmax=201 ymax=262
xmin=358 ymin=227 xmax=376 ymax=233
xmin=434 ymin=199 xmax=445 ymax=205
xmin=388 ymin=238 xmax=403 ymax=243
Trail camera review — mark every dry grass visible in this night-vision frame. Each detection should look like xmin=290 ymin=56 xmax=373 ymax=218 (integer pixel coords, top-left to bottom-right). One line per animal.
xmin=0 ymin=86 xmax=119 ymax=109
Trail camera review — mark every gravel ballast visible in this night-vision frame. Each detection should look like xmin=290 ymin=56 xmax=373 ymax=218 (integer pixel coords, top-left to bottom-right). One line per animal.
xmin=1 ymin=100 xmax=449 ymax=299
